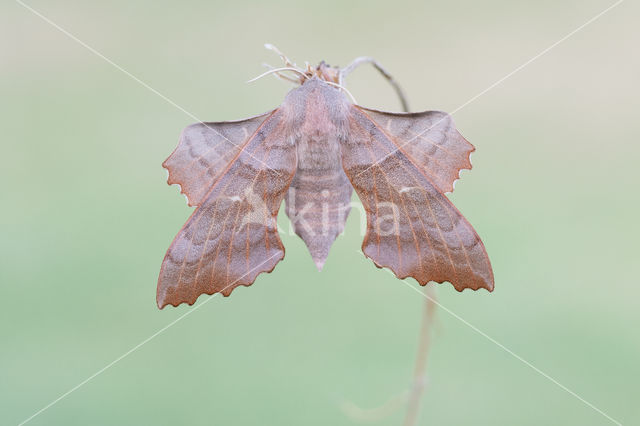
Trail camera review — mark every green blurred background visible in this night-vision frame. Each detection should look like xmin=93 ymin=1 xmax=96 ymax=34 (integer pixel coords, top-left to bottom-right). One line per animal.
xmin=2 ymin=0 xmax=639 ymax=425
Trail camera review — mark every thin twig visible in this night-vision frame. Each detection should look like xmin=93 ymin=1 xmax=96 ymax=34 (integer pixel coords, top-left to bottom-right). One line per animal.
xmin=340 ymin=390 xmax=409 ymax=423
xmin=403 ymin=285 xmax=437 ymax=426
xmin=340 ymin=56 xmax=410 ymax=112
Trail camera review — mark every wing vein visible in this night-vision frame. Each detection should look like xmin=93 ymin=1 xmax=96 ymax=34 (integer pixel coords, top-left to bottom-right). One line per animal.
xmin=360 ymin=133 xmax=407 ymax=271
xmin=183 ymin=128 xmax=272 ymax=290
xmin=355 ymin=111 xmax=459 ymax=282
xmin=358 ymin=120 xmax=440 ymax=279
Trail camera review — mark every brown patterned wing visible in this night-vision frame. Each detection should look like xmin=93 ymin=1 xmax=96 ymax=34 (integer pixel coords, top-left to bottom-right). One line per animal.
xmin=157 ymin=109 xmax=297 ymax=308
xmin=358 ymin=107 xmax=473 ymax=194
xmin=163 ymin=111 xmax=273 ymax=207
xmin=341 ymin=106 xmax=493 ymax=291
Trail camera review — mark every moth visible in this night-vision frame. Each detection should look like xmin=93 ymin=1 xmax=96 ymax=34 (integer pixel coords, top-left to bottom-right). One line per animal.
xmin=157 ymin=51 xmax=494 ymax=308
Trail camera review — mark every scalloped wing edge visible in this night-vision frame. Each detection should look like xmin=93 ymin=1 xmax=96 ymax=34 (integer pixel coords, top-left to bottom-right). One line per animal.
xmin=356 ymin=106 xmax=475 ymax=195
xmin=359 ymin=248 xmax=494 ymax=292
xmin=162 ymin=111 xmax=275 ymax=207
xmin=157 ymin=250 xmax=285 ymax=308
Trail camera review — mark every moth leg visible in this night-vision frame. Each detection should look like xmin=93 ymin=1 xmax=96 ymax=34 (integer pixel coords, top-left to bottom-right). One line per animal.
xmin=339 ymin=57 xmax=409 ymax=112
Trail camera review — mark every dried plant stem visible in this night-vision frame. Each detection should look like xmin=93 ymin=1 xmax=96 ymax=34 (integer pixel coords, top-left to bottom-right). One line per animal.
xmin=403 ymin=285 xmax=437 ymax=426
xmin=340 ymin=391 xmax=409 ymax=423
xmin=339 ymin=285 xmax=437 ymax=424
xmin=340 ymin=56 xmax=410 ymax=112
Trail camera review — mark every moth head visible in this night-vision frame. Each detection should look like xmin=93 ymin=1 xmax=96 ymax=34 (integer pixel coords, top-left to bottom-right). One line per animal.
xmin=282 ymin=61 xmax=341 ymax=85
xmin=254 ymin=44 xmax=357 ymax=103
xmin=259 ymin=44 xmax=343 ymax=86
xmin=313 ymin=61 xmax=340 ymax=83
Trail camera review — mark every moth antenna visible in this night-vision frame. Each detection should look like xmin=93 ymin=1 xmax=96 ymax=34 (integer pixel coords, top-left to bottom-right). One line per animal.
xmin=247 ymin=67 xmax=309 ymax=84
xmin=339 ymin=56 xmax=409 ymax=112
xmin=324 ymin=81 xmax=358 ymax=104
xmin=262 ymin=63 xmax=302 ymax=84
xmin=264 ymin=43 xmax=299 ymax=70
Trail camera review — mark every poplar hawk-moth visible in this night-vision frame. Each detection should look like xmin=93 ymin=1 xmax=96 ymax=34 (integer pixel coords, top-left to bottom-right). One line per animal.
xmin=157 ymin=57 xmax=494 ymax=308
